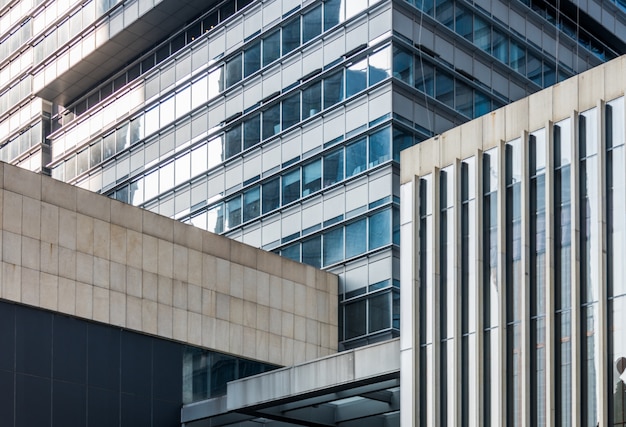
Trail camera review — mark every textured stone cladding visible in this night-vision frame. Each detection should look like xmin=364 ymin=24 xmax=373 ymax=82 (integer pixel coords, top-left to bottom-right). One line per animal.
xmin=0 ymin=162 xmax=338 ymax=366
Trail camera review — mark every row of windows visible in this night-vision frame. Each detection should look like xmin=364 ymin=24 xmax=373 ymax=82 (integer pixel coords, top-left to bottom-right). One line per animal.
xmin=0 ymin=120 xmax=42 ymax=163
xmin=0 ymin=74 xmax=31 ymax=117
xmin=53 ymin=0 xmax=256 ymax=128
xmin=405 ymin=0 xmax=576 ymax=87
xmin=51 ymin=46 xmax=393 ymax=184
xmin=54 ymin=0 xmax=357 ymax=130
xmin=277 ymin=206 xmax=398 ymax=269
xmin=0 ymin=17 xmax=30 ymax=62
xmin=341 ymin=289 xmax=399 ymax=341
xmin=393 ymin=46 xmax=502 ymax=118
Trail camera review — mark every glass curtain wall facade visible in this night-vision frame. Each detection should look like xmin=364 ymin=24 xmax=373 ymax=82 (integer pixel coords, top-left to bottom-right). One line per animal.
xmin=401 ymin=72 xmax=626 ymax=425
xmin=3 ymin=0 xmax=626 ymax=348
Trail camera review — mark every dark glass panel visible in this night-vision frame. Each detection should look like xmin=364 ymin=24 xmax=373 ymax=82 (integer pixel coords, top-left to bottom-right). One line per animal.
xmin=210 ymin=354 xmax=237 ymax=396
xmin=323 ymin=148 xmax=343 ymax=187
xmin=121 ymin=393 xmax=151 ymax=427
xmin=323 ymin=70 xmax=343 ymax=108
xmin=302 ymin=82 xmax=321 ymax=119
xmin=243 ymin=114 xmax=261 ymax=149
xmin=88 ymin=386 xmax=120 ymax=427
xmin=0 ymin=370 xmax=14 ymax=426
xmin=16 ymin=374 xmax=50 ymax=427
xmin=244 ymin=42 xmax=261 ymax=77
xmin=262 ymin=31 xmax=280 ymax=66
xmin=0 ymin=302 xmax=15 ymax=371
xmin=344 ymin=299 xmax=366 ymax=339
xmin=121 ymin=331 xmax=151 ymax=397
xmin=16 ymin=305 xmax=51 ymax=377
xmin=282 ymin=18 xmax=300 ymax=55
xmin=368 ymin=292 xmax=391 ymax=332
xmin=262 ymin=177 xmax=280 ymax=214
xmin=262 ymin=104 xmax=280 ymax=140
xmin=303 ymin=5 xmax=322 ymax=43
xmin=282 ymin=93 xmax=301 ymax=130
xmin=87 ymin=322 xmax=120 ymax=390
xmin=324 ymin=0 xmax=341 ymax=31
xmin=53 ymin=315 xmax=87 ymax=383
xmin=52 ymin=380 xmax=86 ymax=427
xmin=152 ymin=339 xmax=182 ymax=402
xmin=302 ymin=235 xmax=321 ymax=268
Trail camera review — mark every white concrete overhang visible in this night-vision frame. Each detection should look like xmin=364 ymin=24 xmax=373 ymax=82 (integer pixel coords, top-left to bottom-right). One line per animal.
xmin=181 ymin=339 xmax=400 ymax=427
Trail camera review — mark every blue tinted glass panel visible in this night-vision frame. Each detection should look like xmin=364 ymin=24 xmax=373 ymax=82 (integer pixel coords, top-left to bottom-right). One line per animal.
xmin=369 ymin=209 xmax=391 ymax=249
xmin=346 ymin=138 xmax=366 ymax=177
xmin=225 ymin=197 xmax=241 ymax=229
xmin=282 ymin=169 xmax=300 ymax=204
xmin=303 ymin=5 xmax=322 ymax=43
xmin=369 ymin=292 xmax=391 ymax=332
xmin=225 ymin=54 xmax=242 ymax=88
xmin=302 ymin=235 xmax=321 ymax=268
xmin=345 ymin=218 xmax=366 ymax=258
xmin=282 ymin=19 xmax=300 ymax=55
xmin=262 ymin=177 xmax=280 ymax=214
xmin=323 ymin=227 xmax=344 ymax=265
xmin=244 ymin=42 xmax=261 ymax=77
xmin=243 ymin=187 xmax=260 ymax=222
xmin=415 ymin=59 xmax=434 ymax=96
xmin=435 ymin=70 xmax=454 ymax=108
xmin=263 ymin=31 xmax=280 ymax=66
xmin=282 ymin=93 xmax=300 ymax=130
xmin=243 ymin=114 xmax=260 ymax=149
xmin=302 ymin=160 xmax=321 ymax=196
xmin=282 ymin=243 xmax=300 ymax=262
xmin=225 ymin=126 xmax=241 ymax=159
xmin=345 ymin=299 xmax=366 ymax=339
xmin=346 ymin=59 xmax=367 ymax=98
xmin=207 ymin=204 xmax=224 ymax=234
xmin=302 ymin=82 xmax=321 ymax=119
xmin=324 ymin=0 xmax=342 ymax=31
xmin=369 ymin=127 xmax=391 ymax=167
xmin=323 ymin=70 xmax=343 ymax=108
xmin=369 ymin=47 xmax=391 ymax=85
xmin=262 ymin=104 xmax=280 ymax=140
xmin=323 ymin=149 xmax=343 ymax=186
xmin=393 ymin=46 xmax=413 ymax=84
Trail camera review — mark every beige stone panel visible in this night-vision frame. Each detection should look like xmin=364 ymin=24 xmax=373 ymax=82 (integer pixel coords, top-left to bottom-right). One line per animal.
xmin=75 ymin=281 xmax=93 ymax=319
xmin=173 ymin=245 xmax=188 ymax=282
xmin=305 ymin=342 xmax=318 ymax=361
xmin=242 ymin=326 xmax=256 ymax=359
xmin=293 ymin=282 xmax=306 ymax=317
xmin=268 ymin=333 xmax=281 ymax=363
xmin=306 ymin=267 xmax=316 ymax=291
xmin=187 ymin=249 xmax=202 ymax=286
xmin=77 ymin=188 xmax=110 ymax=222
xmin=255 ymin=330 xmax=269 ymax=362
xmin=243 ymin=267 xmax=258 ymax=303
xmin=202 ymin=254 xmax=217 ymax=290
xmin=75 ymin=252 xmax=93 ymax=284
xmin=317 ymin=291 xmax=329 ymax=322
xmin=110 ymin=200 xmax=142 ymax=233
xmin=143 ymin=210 xmax=173 ymax=242
xmin=282 ymin=279 xmax=295 ymax=313
xmin=552 ymin=77 xmax=578 ymax=122
xmin=58 ymin=209 xmax=77 ymax=251
xmin=201 ymin=288 xmax=215 ymax=317
xmin=229 ymin=297 xmax=244 ymax=324
xmin=230 ymin=240 xmax=257 ymax=270
xmin=157 ymin=240 xmax=174 ymax=278
xmin=158 ymin=276 xmax=173 ymax=305
xmin=439 ymin=126 xmax=461 ymax=168
xmin=281 ymin=311 xmax=294 ymax=339
xmin=110 ymin=225 xmax=127 ymax=265
xmin=76 ymin=214 xmax=94 ymax=254
xmin=281 ymin=337 xmax=294 ymax=366
xmin=157 ymin=303 xmax=173 ymax=338
xmin=215 ymin=292 xmax=230 ymax=320
xmin=201 ymin=316 xmax=216 ymax=349
xmin=604 ymin=58 xmax=626 ymax=102
xmin=328 ymin=292 xmax=338 ymax=327
xmin=320 ymin=322 xmax=330 ymax=349
xmin=41 ymin=174 xmax=76 ymax=211
xmin=306 ymin=318 xmax=320 ymax=345
xmin=294 ymin=340 xmax=306 ymax=364
xmin=256 ymin=304 xmax=269 ymax=332
xmin=40 ymin=272 xmax=58 ymax=311
xmin=214 ymin=319 xmax=230 ymax=354
xmin=40 ymin=241 xmax=59 ymax=276
xmin=229 ymin=263 xmax=244 ymax=299
xmin=269 ymin=275 xmax=282 ymax=309
xmin=3 ymin=191 xmax=22 ymax=234
xmin=141 ymin=299 xmax=158 ymax=334
xmin=174 ymin=221 xmax=202 ymax=252
xmin=4 ymin=164 xmax=40 ymax=201
xmin=305 ymin=286 xmax=316 ymax=319
xmin=529 ymin=87 xmax=552 ymax=132
xmin=578 ymin=65 xmax=604 ymax=112
xmin=328 ymin=323 xmax=338 ymax=351
xmin=3 ymin=231 xmax=21 ymax=265
xmin=243 ymin=300 xmax=256 ymax=328
xmin=294 ymin=315 xmax=306 ymax=342
xmin=257 ymin=250 xmax=281 ymax=277
xmin=459 ymin=119 xmax=483 ymax=161
xmin=58 ymin=246 xmax=76 ymax=281
xmin=93 ymin=219 xmax=110 ymax=259
xmin=109 ymin=290 xmax=126 ymax=327
xmin=93 ymin=257 xmax=110 ymax=289
xmin=482 ymin=108 xmax=506 ymax=150
xmin=229 ymin=323 xmax=243 ymax=356
xmin=172 ymin=308 xmax=187 ymax=341
xmin=126 ymin=230 xmax=142 ymax=270
xmin=126 ymin=295 xmax=142 ymax=330
xmin=173 ymin=279 xmax=187 ymax=309
xmin=282 ymin=258 xmax=303 ymax=284
xmin=93 ymin=286 xmax=110 ymax=323
xmin=215 ymin=258 xmax=231 ymax=294
xmin=2 ymin=262 xmax=20 ymax=301
xmin=256 ymin=271 xmax=270 ymax=307
xmin=142 ymin=235 xmax=158 ymax=274
xmin=187 ymin=283 xmax=201 ymax=313
xmin=21 ymin=266 xmax=39 ymax=306
xmin=269 ymin=307 xmax=281 ymax=335
xmin=187 ymin=311 xmax=202 ymax=346
xmin=505 ymin=97 xmax=529 ymax=142
xmin=21 ymin=197 xmax=41 ymax=240
xmin=142 ymin=271 xmax=158 ymax=301
xmin=400 ymin=145 xmax=420 ymax=184
xmin=202 ymin=232 xmax=230 ymax=260
xmin=40 ymin=202 xmax=59 ymax=245
xmin=58 ymin=277 xmax=76 ymax=315
xmin=126 ymin=266 xmax=142 ymax=298
xmin=110 ymin=262 xmax=126 ymax=293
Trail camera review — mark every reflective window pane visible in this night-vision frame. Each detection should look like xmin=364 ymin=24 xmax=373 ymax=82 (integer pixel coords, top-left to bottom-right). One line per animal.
xmin=282 ymin=93 xmax=300 ymax=130
xmin=346 ymin=59 xmax=367 ymax=98
xmin=207 ymin=204 xmax=224 ymax=234
xmin=282 ymin=169 xmax=300 ymax=205
xmin=369 ymin=127 xmax=391 ymax=167
xmin=225 ymin=197 xmax=241 ymax=230
xmin=282 ymin=243 xmax=300 ymax=262
xmin=282 ymin=19 xmax=300 ymax=55
xmin=369 ymin=209 xmax=391 ymax=249
xmin=302 ymin=160 xmax=321 ymax=196
xmin=243 ymin=114 xmax=260 ymax=149
xmin=262 ymin=31 xmax=280 ymax=66
xmin=369 ymin=292 xmax=391 ymax=332
xmin=324 ymin=0 xmax=342 ymax=31
xmin=323 ymin=149 xmax=343 ymax=187
xmin=302 ymin=82 xmax=321 ymax=119
xmin=262 ymin=104 xmax=280 ymax=140
xmin=345 ymin=218 xmax=366 ymax=258
xmin=303 ymin=5 xmax=322 ymax=43
xmin=346 ymin=138 xmax=366 ymax=177
xmin=345 ymin=299 xmax=366 ymax=339
xmin=323 ymin=227 xmax=344 ymax=266
xmin=302 ymin=235 xmax=321 ymax=268
xmin=393 ymin=46 xmax=413 ymax=85
xmin=225 ymin=54 xmax=242 ymax=88
xmin=243 ymin=187 xmax=260 ymax=222
xmin=369 ymin=47 xmax=391 ymax=86
xmin=262 ymin=177 xmax=280 ymax=214
xmin=244 ymin=42 xmax=260 ymax=77
xmin=225 ymin=125 xmax=242 ymax=159
xmin=323 ymin=70 xmax=343 ymax=109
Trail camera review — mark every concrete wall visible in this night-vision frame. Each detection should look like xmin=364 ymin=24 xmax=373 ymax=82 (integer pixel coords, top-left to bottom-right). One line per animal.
xmin=0 ymin=162 xmax=337 ymax=366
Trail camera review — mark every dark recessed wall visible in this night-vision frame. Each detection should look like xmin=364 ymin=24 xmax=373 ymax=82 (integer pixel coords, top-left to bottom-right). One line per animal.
xmin=0 ymin=300 xmax=182 ymax=427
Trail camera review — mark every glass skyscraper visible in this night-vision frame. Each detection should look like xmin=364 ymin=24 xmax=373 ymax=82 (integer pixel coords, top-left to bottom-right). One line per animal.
xmin=2 ymin=0 xmax=626 ymax=348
